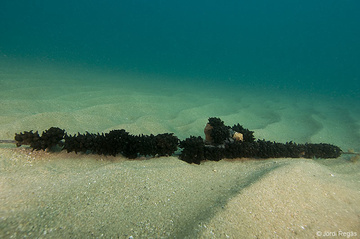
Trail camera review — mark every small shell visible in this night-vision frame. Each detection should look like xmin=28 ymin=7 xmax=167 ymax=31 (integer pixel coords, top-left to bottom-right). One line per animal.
xmin=232 ymin=132 xmax=244 ymax=141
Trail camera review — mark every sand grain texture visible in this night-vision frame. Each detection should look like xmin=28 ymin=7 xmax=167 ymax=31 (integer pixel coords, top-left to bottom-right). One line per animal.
xmin=1 ymin=59 xmax=360 ymax=238
xmin=1 ymin=148 xmax=360 ymax=238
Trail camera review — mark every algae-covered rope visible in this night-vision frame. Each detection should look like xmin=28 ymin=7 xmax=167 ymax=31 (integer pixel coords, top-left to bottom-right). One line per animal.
xmin=0 ymin=117 xmax=358 ymax=164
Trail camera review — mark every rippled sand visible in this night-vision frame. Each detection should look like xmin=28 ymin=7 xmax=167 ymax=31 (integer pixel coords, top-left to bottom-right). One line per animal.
xmin=1 ymin=148 xmax=359 ymax=238
xmin=1 ymin=58 xmax=360 ymax=238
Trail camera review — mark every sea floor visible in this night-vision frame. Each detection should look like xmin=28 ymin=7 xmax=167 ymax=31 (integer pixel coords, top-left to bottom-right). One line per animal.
xmin=1 ymin=57 xmax=359 ymax=238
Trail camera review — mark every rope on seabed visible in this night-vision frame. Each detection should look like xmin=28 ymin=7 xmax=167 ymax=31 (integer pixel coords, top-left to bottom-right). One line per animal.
xmin=0 ymin=117 xmax=358 ymax=164
xmin=1 ymin=140 xmax=359 ymax=155
xmin=0 ymin=140 xmax=16 ymax=144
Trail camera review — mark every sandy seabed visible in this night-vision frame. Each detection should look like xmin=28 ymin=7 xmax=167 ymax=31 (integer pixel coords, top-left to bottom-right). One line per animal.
xmin=1 ymin=58 xmax=360 ymax=238
xmin=1 ymin=148 xmax=359 ymax=238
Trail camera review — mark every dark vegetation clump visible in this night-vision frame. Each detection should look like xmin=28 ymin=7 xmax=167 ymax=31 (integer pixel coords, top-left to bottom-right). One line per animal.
xmin=178 ymin=118 xmax=342 ymax=164
xmin=14 ymin=117 xmax=342 ymax=163
xmin=16 ymin=127 xmax=179 ymax=159
xmin=15 ymin=127 xmax=65 ymax=150
xmin=231 ymin=123 xmax=255 ymax=142
xmin=208 ymin=117 xmax=231 ymax=144
xmin=179 ymin=136 xmax=205 ymax=164
xmin=63 ymin=130 xmax=179 ymax=158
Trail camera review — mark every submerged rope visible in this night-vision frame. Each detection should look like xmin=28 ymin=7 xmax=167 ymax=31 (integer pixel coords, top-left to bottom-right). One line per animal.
xmin=0 ymin=140 xmax=16 ymax=144
xmin=0 ymin=117 xmax=353 ymax=164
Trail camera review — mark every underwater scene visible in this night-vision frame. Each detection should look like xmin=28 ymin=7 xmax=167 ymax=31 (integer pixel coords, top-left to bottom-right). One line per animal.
xmin=1 ymin=0 xmax=359 ymax=238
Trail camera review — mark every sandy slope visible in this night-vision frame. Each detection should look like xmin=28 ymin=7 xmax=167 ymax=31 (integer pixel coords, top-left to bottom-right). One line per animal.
xmin=1 ymin=148 xmax=359 ymax=238
xmin=1 ymin=58 xmax=359 ymax=238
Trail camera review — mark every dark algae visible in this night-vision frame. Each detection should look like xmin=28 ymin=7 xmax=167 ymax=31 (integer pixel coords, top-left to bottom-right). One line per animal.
xmin=15 ymin=128 xmax=179 ymax=159
xmin=15 ymin=127 xmax=65 ymax=151
xmin=179 ymin=117 xmax=342 ymax=164
xmin=14 ymin=117 xmax=342 ymax=163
